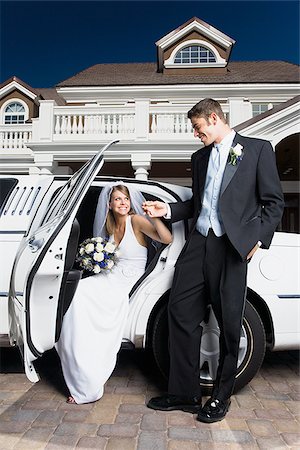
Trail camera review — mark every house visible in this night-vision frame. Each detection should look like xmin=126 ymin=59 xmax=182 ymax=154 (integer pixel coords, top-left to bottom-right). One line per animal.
xmin=0 ymin=17 xmax=299 ymax=231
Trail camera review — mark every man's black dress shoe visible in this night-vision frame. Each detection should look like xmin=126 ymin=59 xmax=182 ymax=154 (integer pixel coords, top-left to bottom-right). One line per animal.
xmin=147 ymin=394 xmax=201 ymax=413
xmin=197 ymin=397 xmax=231 ymax=423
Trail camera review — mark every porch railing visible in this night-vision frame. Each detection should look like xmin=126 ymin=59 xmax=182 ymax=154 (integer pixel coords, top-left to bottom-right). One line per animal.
xmin=0 ymin=125 xmax=32 ymax=151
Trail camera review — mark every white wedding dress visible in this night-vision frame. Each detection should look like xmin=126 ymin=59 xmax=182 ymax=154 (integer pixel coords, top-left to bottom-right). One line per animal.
xmin=56 ymin=215 xmax=147 ymax=404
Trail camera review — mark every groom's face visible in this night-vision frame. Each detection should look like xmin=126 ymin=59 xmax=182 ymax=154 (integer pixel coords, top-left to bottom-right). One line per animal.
xmin=191 ymin=114 xmax=219 ymax=146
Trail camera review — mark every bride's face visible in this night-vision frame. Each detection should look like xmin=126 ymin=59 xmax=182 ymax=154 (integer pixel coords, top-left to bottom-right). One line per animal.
xmin=109 ymin=190 xmax=131 ymax=217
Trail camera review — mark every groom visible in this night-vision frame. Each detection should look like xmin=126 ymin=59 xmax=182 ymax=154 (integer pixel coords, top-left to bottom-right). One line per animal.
xmin=143 ymin=98 xmax=284 ymax=423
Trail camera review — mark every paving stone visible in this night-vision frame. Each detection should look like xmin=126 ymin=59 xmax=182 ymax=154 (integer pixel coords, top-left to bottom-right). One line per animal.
xmin=14 ymin=427 xmax=56 ymax=450
xmin=259 ymin=398 xmax=290 ymax=409
xmin=236 ymin=395 xmax=262 ymax=409
xmin=168 ymin=440 xmax=198 ymax=449
xmin=210 ymin=429 xmax=255 ymax=444
xmin=63 ymin=410 xmax=90 ymax=422
xmin=281 ymin=433 xmax=300 ymax=446
xmin=32 ymin=410 xmax=65 ymax=427
xmin=122 ymin=394 xmax=146 ymax=404
xmin=58 ymin=401 xmax=94 ymax=411
xmin=256 ymin=436 xmax=288 ymax=449
xmin=45 ymin=435 xmax=79 ymax=449
xmin=115 ymin=413 xmax=141 ymax=424
xmin=106 ymin=437 xmax=137 ymax=450
xmin=217 ymin=418 xmax=248 ymax=430
xmin=0 ymin=420 xmax=31 ymax=433
xmin=54 ymin=422 xmax=98 ymax=436
xmin=273 ymin=419 xmax=300 ymax=433
xmin=22 ymin=399 xmax=61 ymax=410
xmin=98 ymin=424 xmax=139 ymax=438
xmin=97 ymin=393 xmax=123 ymax=406
xmin=0 ymin=433 xmax=22 ymax=450
xmin=119 ymin=403 xmax=153 ymax=414
xmin=167 ymin=412 xmax=195 ymax=427
xmin=246 ymin=418 xmax=277 ymax=437
xmin=256 ymin=391 xmax=291 ymax=401
xmin=284 ymin=400 xmax=300 ymax=414
xmin=76 ymin=436 xmax=107 ymax=448
xmin=11 ymin=409 xmax=42 ymax=422
xmin=137 ymin=431 xmax=167 ymax=450
xmin=226 ymin=408 xmax=256 ymax=419
xmin=254 ymin=408 xmax=294 ymax=420
xmin=168 ymin=427 xmax=211 ymax=442
xmin=141 ymin=413 xmax=167 ymax=431
xmin=85 ymin=405 xmax=117 ymax=424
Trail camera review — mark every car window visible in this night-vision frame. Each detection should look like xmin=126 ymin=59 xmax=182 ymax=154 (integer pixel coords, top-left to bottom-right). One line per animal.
xmin=40 ymin=159 xmax=92 ymax=226
xmin=0 ymin=178 xmax=18 ymax=216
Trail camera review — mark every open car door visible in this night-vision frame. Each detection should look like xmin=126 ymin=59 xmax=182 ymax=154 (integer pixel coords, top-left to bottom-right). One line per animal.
xmin=8 ymin=141 xmax=118 ymax=382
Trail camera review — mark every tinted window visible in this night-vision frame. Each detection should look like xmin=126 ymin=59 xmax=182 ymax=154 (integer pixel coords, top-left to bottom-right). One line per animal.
xmin=0 ymin=178 xmax=18 ymax=216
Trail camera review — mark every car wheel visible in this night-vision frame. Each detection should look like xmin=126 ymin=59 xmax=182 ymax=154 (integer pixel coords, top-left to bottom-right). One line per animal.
xmin=151 ymin=299 xmax=266 ymax=393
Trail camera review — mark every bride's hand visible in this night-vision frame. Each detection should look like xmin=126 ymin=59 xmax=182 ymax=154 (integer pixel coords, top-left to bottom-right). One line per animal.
xmin=142 ymin=201 xmax=167 ymax=218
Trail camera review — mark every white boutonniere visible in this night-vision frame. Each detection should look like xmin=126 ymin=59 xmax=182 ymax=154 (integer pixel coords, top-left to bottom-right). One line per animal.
xmin=229 ymin=143 xmax=243 ymax=166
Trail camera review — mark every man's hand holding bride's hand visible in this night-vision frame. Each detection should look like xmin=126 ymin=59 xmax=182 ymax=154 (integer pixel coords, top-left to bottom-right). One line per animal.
xmin=142 ymin=201 xmax=167 ymax=218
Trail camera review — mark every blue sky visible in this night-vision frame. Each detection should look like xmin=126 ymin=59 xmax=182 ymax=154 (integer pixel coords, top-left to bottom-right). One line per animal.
xmin=1 ymin=1 xmax=299 ymax=87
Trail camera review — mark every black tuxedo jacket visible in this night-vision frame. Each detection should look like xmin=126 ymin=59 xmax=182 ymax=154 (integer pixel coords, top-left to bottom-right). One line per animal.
xmin=170 ymin=133 xmax=284 ymax=261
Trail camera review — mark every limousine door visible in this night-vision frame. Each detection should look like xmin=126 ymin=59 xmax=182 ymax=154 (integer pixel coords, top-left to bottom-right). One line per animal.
xmin=8 ymin=141 xmax=118 ymax=382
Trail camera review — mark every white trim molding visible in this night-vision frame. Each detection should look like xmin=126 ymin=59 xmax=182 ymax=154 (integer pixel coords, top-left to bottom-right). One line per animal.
xmin=164 ymin=39 xmax=227 ymax=69
xmin=0 ymin=80 xmax=37 ymax=101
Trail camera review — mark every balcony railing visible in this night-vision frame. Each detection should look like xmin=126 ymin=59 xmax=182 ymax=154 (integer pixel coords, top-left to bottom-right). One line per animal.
xmin=0 ymin=124 xmax=32 ymax=152
xmin=53 ymin=106 xmax=135 ymax=139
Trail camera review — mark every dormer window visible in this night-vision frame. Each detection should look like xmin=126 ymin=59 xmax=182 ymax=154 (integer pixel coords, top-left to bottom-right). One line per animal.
xmin=164 ymin=39 xmax=227 ymax=69
xmin=1 ymin=99 xmax=29 ymax=125
xmin=4 ymin=102 xmax=26 ymax=124
xmin=174 ymin=45 xmax=216 ymax=64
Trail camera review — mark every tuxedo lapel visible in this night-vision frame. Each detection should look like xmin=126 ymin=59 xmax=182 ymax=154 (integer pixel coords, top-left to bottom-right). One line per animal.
xmin=220 ymin=133 xmax=244 ymax=197
xmin=196 ymin=145 xmax=212 ymax=200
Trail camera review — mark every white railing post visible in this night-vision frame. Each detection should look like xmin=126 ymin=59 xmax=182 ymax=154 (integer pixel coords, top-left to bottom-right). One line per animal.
xmin=228 ymin=98 xmax=252 ymax=127
xmin=131 ymin=153 xmax=152 ymax=180
xmin=36 ymin=100 xmax=55 ymax=142
xmin=135 ymin=100 xmax=149 ymax=141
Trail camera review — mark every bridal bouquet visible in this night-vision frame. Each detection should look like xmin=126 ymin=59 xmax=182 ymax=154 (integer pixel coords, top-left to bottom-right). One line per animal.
xmin=76 ymin=237 xmax=120 ymax=274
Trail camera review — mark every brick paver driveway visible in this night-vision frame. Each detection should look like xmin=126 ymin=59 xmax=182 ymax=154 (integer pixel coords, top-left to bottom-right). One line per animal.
xmin=0 ymin=347 xmax=299 ymax=449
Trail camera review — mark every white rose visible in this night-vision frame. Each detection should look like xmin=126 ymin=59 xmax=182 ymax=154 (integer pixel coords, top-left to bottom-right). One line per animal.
xmin=93 ymin=252 xmax=104 ymax=262
xmin=107 ymin=260 xmax=114 ymax=269
xmin=233 ymin=144 xmax=243 ymax=156
xmin=95 ymin=237 xmax=103 ymax=243
xmin=96 ymin=243 xmax=104 ymax=252
xmin=115 ymin=250 xmax=121 ymax=258
xmin=82 ymin=258 xmax=89 ymax=266
xmin=79 ymin=247 xmax=85 ymax=255
xmin=85 ymin=243 xmax=94 ymax=253
xmin=104 ymin=242 xmax=116 ymax=253
xmin=93 ymin=265 xmax=101 ymax=274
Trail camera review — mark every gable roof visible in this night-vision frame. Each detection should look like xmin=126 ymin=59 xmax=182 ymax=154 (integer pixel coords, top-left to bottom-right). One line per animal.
xmin=57 ymin=61 xmax=300 ymax=87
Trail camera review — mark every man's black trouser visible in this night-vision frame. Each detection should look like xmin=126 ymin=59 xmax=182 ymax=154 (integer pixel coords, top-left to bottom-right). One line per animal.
xmin=168 ymin=229 xmax=247 ymax=401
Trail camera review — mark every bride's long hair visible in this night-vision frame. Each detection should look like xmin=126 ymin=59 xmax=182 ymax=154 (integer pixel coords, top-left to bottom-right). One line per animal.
xmin=105 ymin=185 xmax=134 ymax=236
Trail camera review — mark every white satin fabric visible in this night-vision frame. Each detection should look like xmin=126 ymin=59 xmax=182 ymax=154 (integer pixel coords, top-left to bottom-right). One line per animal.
xmin=56 ymin=215 xmax=147 ymax=404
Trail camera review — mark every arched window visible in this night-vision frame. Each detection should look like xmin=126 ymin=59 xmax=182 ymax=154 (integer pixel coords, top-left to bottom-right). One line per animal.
xmin=174 ymin=45 xmax=216 ymax=64
xmin=4 ymin=102 xmax=26 ymax=124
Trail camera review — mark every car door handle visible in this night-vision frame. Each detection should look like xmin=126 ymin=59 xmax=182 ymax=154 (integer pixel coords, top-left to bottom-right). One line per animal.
xmin=28 ymin=236 xmax=44 ymax=253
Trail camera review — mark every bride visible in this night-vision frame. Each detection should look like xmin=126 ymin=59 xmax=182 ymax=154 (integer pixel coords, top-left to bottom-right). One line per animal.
xmin=56 ymin=182 xmax=172 ymax=404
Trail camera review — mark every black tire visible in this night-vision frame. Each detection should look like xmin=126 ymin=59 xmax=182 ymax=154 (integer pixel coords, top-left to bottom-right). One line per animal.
xmin=151 ymin=299 xmax=266 ymax=394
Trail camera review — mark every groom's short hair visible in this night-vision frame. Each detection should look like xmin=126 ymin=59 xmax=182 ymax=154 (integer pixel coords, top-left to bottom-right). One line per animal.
xmin=188 ymin=98 xmax=227 ymax=124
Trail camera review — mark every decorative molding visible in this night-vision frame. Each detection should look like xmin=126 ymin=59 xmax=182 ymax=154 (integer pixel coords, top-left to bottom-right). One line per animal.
xmin=0 ymin=80 xmax=37 ymax=101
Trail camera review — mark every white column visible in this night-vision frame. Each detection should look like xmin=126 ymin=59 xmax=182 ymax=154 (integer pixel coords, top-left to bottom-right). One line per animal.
xmin=32 ymin=153 xmax=57 ymax=174
xmin=228 ymin=98 xmax=252 ymax=127
xmin=134 ymin=100 xmax=150 ymax=141
xmin=131 ymin=153 xmax=151 ymax=181
xmin=35 ymin=100 xmax=55 ymax=142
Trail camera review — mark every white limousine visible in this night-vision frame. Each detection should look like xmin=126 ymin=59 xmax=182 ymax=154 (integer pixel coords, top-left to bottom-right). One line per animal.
xmin=0 ymin=141 xmax=299 ymax=393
